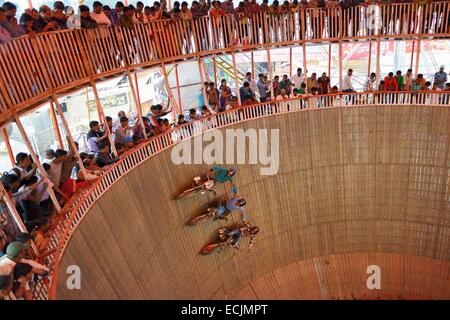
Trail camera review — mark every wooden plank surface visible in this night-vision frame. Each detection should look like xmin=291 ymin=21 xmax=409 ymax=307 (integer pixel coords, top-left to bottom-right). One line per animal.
xmin=56 ymin=106 xmax=450 ymax=299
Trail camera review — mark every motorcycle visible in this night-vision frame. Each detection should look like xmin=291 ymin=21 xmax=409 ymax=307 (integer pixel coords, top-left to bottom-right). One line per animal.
xmin=175 ymin=176 xmax=216 ymax=200
xmin=187 ymin=206 xmax=229 ymax=226
xmin=199 ymin=227 xmax=233 ymax=255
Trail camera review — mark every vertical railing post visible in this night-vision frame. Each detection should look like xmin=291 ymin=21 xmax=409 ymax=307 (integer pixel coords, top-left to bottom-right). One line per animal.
xmin=1 ymin=126 xmax=15 ymax=167
xmin=52 ymin=96 xmax=88 ymax=181
xmin=231 ymin=51 xmax=242 ymax=107
xmin=90 ymin=79 xmax=118 ymax=156
xmin=13 ymin=113 xmax=62 ymax=212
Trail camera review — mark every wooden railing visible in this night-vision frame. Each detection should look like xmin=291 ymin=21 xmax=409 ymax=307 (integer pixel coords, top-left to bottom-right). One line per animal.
xmin=0 ymin=1 xmax=449 ymax=125
xmin=32 ymin=90 xmax=450 ymax=300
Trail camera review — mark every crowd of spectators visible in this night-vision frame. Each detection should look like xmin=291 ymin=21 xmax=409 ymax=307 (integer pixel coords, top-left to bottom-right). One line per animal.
xmin=0 ymin=0 xmax=446 ymax=43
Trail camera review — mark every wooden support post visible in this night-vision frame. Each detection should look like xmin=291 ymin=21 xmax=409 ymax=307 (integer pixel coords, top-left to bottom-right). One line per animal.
xmin=410 ymin=40 xmax=415 ymax=70
xmin=1 ymin=127 xmax=15 ymax=167
xmin=201 ymin=59 xmax=211 ymax=83
xmin=198 ymin=58 xmax=210 ymax=109
xmin=231 ymin=51 xmax=242 ymax=106
xmin=13 ymin=114 xmax=61 ymax=213
xmin=339 ymin=41 xmax=343 ymax=90
xmin=126 ymin=71 xmax=148 ymax=138
xmin=90 ymin=80 xmax=118 ymax=157
xmin=267 ymin=47 xmax=274 ymax=100
xmin=0 ymin=182 xmax=39 ymax=256
xmin=290 ymin=47 xmax=293 ymax=77
xmin=52 ymin=96 xmax=88 ymax=181
xmin=49 ymin=101 xmax=64 ymax=150
xmin=160 ymin=63 xmax=181 ymax=116
xmin=0 ymin=182 xmax=28 ymax=234
xmin=302 ymin=43 xmax=307 ymax=78
xmin=328 ymin=44 xmax=332 ymax=78
xmin=376 ymin=37 xmax=381 ymax=88
xmin=251 ymin=51 xmax=255 ymax=77
xmin=213 ymin=57 xmax=217 ymax=87
xmin=367 ymin=41 xmax=372 ymax=77
xmin=414 ymin=37 xmax=422 ymax=77
xmin=175 ymin=64 xmax=183 ymax=113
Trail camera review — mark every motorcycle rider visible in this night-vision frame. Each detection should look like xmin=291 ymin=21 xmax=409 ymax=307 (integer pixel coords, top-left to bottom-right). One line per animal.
xmin=207 ymin=165 xmax=236 ymax=184
xmin=214 ymin=196 xmax=248 ymax=222
xmin=224 ymin=224 xmax=259 ymax=250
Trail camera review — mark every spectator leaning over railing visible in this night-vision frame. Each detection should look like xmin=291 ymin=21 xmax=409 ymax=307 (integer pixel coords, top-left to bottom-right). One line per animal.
xmin=109 ymin=1 xmax=124 ymax=26
xmin=119 ymin=5 xmax=135 ymax=29
xmin=365 ymin=72 xmax=376 ymax=92
xmin=79 ymin=5 xmax=97 ymax=29
xmin=1 ymin=2 xmax=25 ymax=38
xmin=434 ymin=65 xmax=447 ymax=90
xmin=395 ymin=70 xmax=404 ymax=91
xmin=91 ymin=1 xmax=112 ymax=26
xmin=342 ymin=69 xmax=356 ymax=93
xmin=0 ymin=8 xmax=11 ymax=44
xmin=404 ymin=68 xmax=413 ymax=91
xmin=384 ymin=72 xmax=398 ymax=91
xmin=52 ymin=1 xmax=68 ymax=29
xmin=87 ymin=121 xmax=109 ymax=154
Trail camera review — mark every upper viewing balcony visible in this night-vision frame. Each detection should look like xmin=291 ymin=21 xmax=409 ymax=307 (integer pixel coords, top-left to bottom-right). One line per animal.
xmin=0 ymin=0 xmax=449 ymax=301
xmin=0 ymin=1 xmax=449 ymax=124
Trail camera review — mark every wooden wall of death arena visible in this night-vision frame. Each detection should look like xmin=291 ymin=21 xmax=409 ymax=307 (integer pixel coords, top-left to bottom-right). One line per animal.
xmin=56 ymin=105 xmax=450 ymax=299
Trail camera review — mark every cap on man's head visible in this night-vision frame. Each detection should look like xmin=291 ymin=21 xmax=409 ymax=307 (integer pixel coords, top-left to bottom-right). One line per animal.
xmin=440 ymin=65 xmax=445 ymax=69
xmin=6 ymin=241 xmax=29 ymax=258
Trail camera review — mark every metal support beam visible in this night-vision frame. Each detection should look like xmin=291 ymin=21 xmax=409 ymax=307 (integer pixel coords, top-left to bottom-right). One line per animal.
xmin=13 ymin=113 xmax=61 ymax=213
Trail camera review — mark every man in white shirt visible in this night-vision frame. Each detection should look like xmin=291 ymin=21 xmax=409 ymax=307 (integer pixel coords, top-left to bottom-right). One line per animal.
xmin=404 ymin=68 xmax=413 ymax=91
xmin=133 ymin=1 xmax=148 ymax=24
xmin=365 ymin=72 xmax=376 ymax=92
xmin=342 ymin=69 xmax=355 ymax=92
xmin=90 ymin=1 xmax=112 ymax=26
xmin=0 ymin=242 xmax=49 ymax=281
xmin=9 ymin=153 xmax=36 ymax=184
xmin=291 ymin=68 xmax=306 ymax=90
xmin=245 ymin=72 xmax=257 ymax=95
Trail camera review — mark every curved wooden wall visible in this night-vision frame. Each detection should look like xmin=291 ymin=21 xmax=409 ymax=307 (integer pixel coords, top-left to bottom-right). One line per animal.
xmin=55 ymin=105 xmax=450 ymax=299
xmin=0 ymin=1 xmax=450 ymax=126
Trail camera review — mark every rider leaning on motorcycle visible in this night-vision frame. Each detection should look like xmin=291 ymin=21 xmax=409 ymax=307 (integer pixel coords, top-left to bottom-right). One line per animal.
xmin=215 ymin=197 xmax=248 ymax=222
xmin=223 ymin=224 xmax=259 ymax=249
xmin=207 ymin=166 xmax=236 ymax=184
